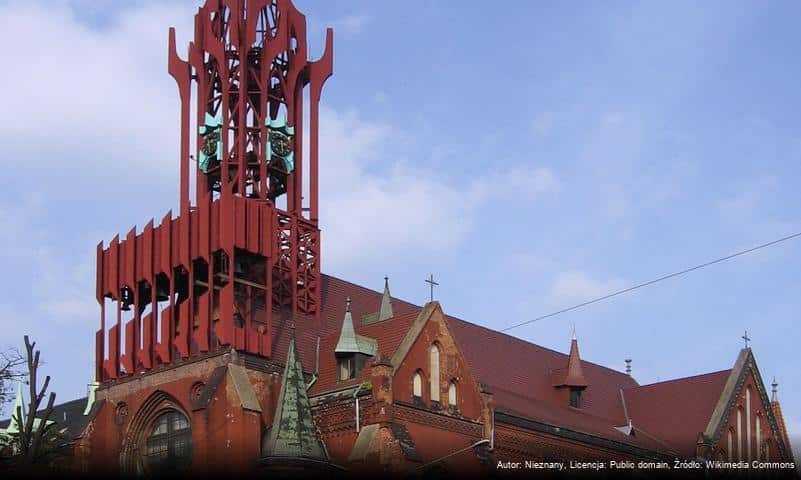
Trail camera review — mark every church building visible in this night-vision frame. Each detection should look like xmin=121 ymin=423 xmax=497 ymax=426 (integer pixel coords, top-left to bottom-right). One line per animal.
xmin=5 ymin=0 xmax=793 ymax=476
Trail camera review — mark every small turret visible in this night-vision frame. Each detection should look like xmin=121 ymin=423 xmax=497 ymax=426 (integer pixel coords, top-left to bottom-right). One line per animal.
xmin=564 ymin=334 xmax=588 ymax=388
xmin=334 ymin=298 xmax=377 ymax=381
xmin=552 ymin=330 xmax=589 ymax=408
xmin=378 ymin=276 xmax=394 ymax=321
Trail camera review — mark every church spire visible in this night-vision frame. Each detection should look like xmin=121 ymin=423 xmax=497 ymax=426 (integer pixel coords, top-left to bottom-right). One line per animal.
xmin=769 ymin=376 xmax=794 ymax=459
xmin=84 ymin=358 xmax=100 ymax=416
xmin=771 ymin=377 xmax=779 ymax=403
xmin=335 ymin=298 xmax=377 ymax=356
xmin=263 ymin=325 xmax=327 ymax=460
xmin=8 ymin=382 xmax=26 ymax=434
xmin=378 ymin=275 xmax=394 ymax=321
xmin=564 ymin=334 xmax=588 ymax=388
xmin=335 ymin=298 xmax=359 ymax=354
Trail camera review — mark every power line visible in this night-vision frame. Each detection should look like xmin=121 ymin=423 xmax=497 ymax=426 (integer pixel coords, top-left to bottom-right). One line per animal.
xmin=500 ymin=231 xmax=801 ymax=333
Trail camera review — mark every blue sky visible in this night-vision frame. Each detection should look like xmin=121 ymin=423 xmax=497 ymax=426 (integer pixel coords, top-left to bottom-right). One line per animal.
xmin=0 ymin=0 xmax=798 ymax=457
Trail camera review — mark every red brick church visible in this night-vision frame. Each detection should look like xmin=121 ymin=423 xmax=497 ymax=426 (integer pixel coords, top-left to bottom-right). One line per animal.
xmin=17 ymin=0 xmax=795 ymax=476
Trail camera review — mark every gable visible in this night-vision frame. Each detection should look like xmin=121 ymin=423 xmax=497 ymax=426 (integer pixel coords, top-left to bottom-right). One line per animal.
xmin=390 ymin=303 xmax=484 ymax=420
xmin=703 ymin=349 xmax=791 ymax=461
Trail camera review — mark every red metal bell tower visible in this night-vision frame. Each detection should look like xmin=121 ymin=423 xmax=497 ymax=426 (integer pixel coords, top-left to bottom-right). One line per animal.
xmin=94 ymin=0 xmax=332 ymax=382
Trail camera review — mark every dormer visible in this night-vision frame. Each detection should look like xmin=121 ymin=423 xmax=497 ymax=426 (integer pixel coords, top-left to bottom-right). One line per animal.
xmin=551 ymin=333 xmax=589 ymax=408
xmin=335 ymin=298 xmax=377 ymax=381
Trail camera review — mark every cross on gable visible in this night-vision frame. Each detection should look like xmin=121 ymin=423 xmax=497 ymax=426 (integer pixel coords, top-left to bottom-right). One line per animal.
xmin=742 ymin=330 xmax=751 ymax=349
xmin=425 ymin=274 xmax=439 ymax=303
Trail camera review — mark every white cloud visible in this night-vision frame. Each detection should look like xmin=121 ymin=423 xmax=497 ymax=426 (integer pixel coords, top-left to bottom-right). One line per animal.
xmin=0 ymin=2 xmax=191 ymax=179
xmin=0 ymin=0 xmax=560 ymax=306
xmin=550 ymin=270 xmax=626 ymax=304
xmin=315 ymin=107 xmax=558 ymax=271
xmin=0 ymin=196 xmax=97 ymax=329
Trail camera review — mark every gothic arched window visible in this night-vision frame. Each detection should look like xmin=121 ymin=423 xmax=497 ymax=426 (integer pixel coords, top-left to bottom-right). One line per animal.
xmin=727 ymin=429 xmax=733 ymax=462
xmin=144 ymin=410 xmax=192 ymax=474
xmin=736 ymin=408 xmax=743 ymax=461
xmin=448 ymin=381 xmax=457 ymax=408
xmin=746 ymin=388 xmax=752 ymax=461
xmin=413 ymin=371 xmax=423 ymax=398
xmin=429 ymin=344 xmax=440 ymax=402
xmin=755 ymin=414 xmax=762 ymax=461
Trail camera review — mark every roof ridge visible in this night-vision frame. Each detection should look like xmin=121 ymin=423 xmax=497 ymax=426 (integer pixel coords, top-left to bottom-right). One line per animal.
xmin=324 ymin=274 xmax=635 ymax=381
xmin=493 ymin=387 xmax=620 ymax=423
xmin=445 ymin=315 xmax=634 ymax=379
xmin=631 ymin=369 xmax=732 ymax=389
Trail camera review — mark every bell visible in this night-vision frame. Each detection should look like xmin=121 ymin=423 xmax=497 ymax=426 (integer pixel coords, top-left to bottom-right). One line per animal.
xmin=155 ymin=284 xmax=170 ymax=302
xmin=120 ymin=288 xmax=133 ymax=310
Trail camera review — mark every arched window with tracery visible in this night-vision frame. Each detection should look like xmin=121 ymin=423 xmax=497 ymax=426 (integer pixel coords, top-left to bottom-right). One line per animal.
xmin=429 ymin=344 xmax=440 ymax=402
xmin=144 ymin=410 xmax=192 ymax=474
xmin=413 ymin=370 xmax=423 ymax=399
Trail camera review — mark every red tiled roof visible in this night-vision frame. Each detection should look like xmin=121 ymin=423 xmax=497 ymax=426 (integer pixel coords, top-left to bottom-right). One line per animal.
xmin=266 ymin=274 xmax=420 ymax=383
xmin=623 ymin=369 xmax=732 ymax=457
xmin=274 ymin=274 xmax=727 ymax=457
xmin=311 ymin=310 xmax=420 ymax=394
xmin=492 ymin=387 xmax=675 ymax=454
xmin=446 ymin=318 xmax=637 ymax=424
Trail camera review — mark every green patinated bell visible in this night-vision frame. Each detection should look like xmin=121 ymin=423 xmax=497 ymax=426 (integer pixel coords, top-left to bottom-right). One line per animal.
xmin=266 ymin=114 xmax=295 ymax=173
xmin=198 ymin=112 xmax=223 ymax=173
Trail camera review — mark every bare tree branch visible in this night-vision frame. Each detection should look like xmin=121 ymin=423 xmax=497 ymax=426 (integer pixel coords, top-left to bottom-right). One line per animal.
xmin=15 ymin=335 xmax=57 ymax=465
xmin=0 ymin=346 xmax=25 ymax=410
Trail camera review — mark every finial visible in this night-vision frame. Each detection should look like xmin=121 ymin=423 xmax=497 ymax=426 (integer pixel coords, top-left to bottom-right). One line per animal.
xmin=741 ymin=330 xmax=751 ymax=349
xmin=571 ymin=323 xmax=577 ymax=341
xmin=384 ymin=275 xmax=389 ymax=286
xmin=345 ymin=297 xmax=351 ymax=312
xmin=771 ymin=377 xmax=778 ymax=402
xmin=625 ymin=358 xmax=632 ymax=376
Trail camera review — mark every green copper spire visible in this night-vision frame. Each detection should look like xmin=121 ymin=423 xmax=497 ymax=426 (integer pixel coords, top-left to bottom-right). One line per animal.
xmin=263 ymin=325 xmax=327 ymax=460
xmin=335 ymin=298 xmax=377 ymax=356
xmin=7 ymin=382 xmax=25 ymax=434
xmin=84 ymin=360 xmax=100 ymax=416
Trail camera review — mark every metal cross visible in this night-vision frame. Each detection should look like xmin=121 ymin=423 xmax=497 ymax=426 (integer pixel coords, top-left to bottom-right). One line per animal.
xmin=425 ymin=274 xmax=439 ymax=302
xmin=742 ymin=330 xmax=751 ymax=349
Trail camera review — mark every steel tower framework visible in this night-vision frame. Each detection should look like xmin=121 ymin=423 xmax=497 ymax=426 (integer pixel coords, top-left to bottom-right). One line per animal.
xmin=94 ymin=0 xmax=332 ymax=381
